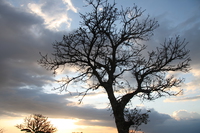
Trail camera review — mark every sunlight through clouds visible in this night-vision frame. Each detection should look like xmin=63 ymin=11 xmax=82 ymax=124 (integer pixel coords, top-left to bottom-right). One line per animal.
xmin=62 ymin=0 xmax=78 ymax=13
xmin=163 ymin=68 xmax=200 ymax=103
xmin=27 ymin=0 xmax=78 ymax=31
xmin=50 ymin=118 xmax=79 ymax=132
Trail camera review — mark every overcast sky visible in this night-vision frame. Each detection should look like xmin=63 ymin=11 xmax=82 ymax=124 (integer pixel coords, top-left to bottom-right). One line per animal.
xmin=0 ymin=0 xmax=200 ymax=133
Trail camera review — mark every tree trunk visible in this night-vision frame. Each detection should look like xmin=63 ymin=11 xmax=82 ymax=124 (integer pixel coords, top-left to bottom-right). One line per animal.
xmin=104 ymin=84 xmax=130 ymax=133
xmin=113 ymin=106 xmax=130 ymax=133
xmin=116 ymin=123 xmax=129 ymax=133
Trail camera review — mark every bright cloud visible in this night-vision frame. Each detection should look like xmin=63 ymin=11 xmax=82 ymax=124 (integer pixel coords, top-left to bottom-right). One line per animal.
xmin=62 ymin=0 xmax=78 ymax=13
xmin=172 ymin=110 xmax=200 ymax=120
xmin=27 ymin=0 xmax=78 ymax=31
xmin=164 ymin=68 xmax=200 ymax=103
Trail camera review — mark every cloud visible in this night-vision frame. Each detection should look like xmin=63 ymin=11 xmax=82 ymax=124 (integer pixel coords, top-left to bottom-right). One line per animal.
xmin=164 ymin=95 xmax=200 ymax=102
xmin=140 ymin=109 xmax=200 ymax=133
xmin=0 ymin=0 xmax=69 ymax=118
xmin=164 ymin=68 xmax=200 ymax=103
xmin=0 ymin=85 xmax=114 ymax=124
xmin=145 ymin=5 xmax=200 ymax=67
xmin=27 ymin=0 xmax=78 ymax=30
xmin=0 ymin=1 xmax=107 ymax=124
xmin=142 ymin=7 xmax=200 ymax=103
xmin=62 ymin=0 xmax=78 ymax=13
xmin=172 ymin=110 xmax=200 ymax=120
xmin=75 ymin=119 xmax=115 ymax=128
xmin=0 ymin=0 xmax=61 ymax=90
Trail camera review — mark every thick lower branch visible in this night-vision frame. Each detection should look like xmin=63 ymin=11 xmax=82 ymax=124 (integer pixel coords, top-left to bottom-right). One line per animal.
xmin=119 ymin=90 xmax=139 ymax=109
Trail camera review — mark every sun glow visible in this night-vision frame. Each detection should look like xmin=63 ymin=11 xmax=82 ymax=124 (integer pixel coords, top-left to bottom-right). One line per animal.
xmin=50 ymin=118 xmax=79 ymax=133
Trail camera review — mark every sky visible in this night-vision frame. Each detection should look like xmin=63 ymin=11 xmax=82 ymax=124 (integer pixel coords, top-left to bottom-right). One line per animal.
xmin=0 ymin=0 xmax=200 ymax=133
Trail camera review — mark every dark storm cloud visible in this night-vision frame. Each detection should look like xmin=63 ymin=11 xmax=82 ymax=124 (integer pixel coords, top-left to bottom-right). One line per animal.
xmin=0 ymin=0 xmax=112 ymax=121
xmin=0 ymin=0 xmax=66 ymax=88
xmin=0 ymin=0 xmax=111 ymax=123
xmin=0 ymin=86 xmax=114 ymax=126
xmin=0 ymin=0 xmax=64 ymax=116
xmin=0 ymin=0 xmax=42 ymax=30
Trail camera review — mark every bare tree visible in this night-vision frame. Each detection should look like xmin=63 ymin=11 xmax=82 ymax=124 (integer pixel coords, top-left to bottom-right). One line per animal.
xmin=39 ymin=0 xmax=191 ymax=133
xmin=16 ymin=114 xmax=57 ymax=133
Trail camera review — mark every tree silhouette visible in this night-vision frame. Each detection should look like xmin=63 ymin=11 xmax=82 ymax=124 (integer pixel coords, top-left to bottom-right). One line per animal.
xmin=39 ymin=0 xmax=191 ymax=133
xmin=16 ymin=114 xmax=57 ymax=133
